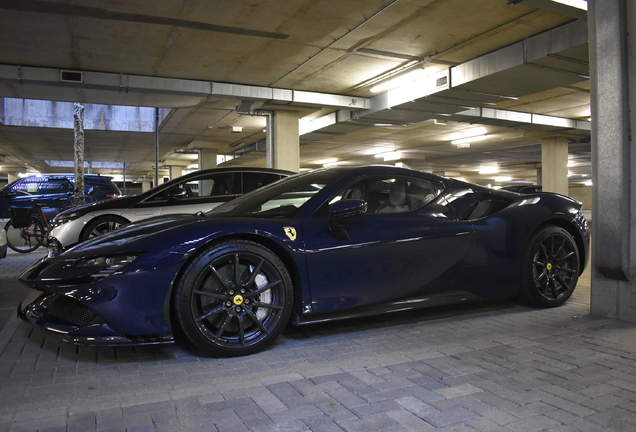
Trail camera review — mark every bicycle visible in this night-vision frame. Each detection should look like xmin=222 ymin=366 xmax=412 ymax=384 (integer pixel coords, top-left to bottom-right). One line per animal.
xmin=5 ymin=193 xmax=75 ymax=253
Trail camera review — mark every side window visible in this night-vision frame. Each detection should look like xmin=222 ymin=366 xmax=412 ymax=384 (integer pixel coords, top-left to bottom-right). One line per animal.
xmin=241 ymin=172 xmax=283 ymax=193
xmin=10 ymin=178 xmax=72 ymax=195
xmin=197 ymin=173 xmax=236 ymax=197
xmin=8 ymin=180 xmax=29 ymax=194
xmin=329 ymin=175 xmax=443 ymax=215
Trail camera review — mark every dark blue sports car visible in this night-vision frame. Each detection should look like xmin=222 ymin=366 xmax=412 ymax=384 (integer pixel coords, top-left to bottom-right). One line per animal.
xmin=18 ymin=165 xmax=589 ymax=357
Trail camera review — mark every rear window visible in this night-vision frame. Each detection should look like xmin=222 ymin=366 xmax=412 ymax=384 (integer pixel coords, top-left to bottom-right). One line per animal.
xmin=9 ymin=177 xmax=73 ymax=195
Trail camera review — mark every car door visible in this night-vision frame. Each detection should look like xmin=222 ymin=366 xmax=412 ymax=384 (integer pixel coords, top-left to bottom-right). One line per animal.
xmin=302 ymin=175 xmax=475 ymax=315
xmin=161 ymin=172 xmax=240 ymax=215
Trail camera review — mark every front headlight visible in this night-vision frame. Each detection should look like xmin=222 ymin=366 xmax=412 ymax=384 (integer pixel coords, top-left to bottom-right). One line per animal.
xmin=52 ymin=210 xmax=84 ymax=226
xmin=76 ymin=253 xmax=142 ymax=280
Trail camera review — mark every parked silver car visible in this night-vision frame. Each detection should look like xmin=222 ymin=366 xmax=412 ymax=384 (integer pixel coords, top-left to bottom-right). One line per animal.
xmin=48 ymin=167 xmax=292 ymax=248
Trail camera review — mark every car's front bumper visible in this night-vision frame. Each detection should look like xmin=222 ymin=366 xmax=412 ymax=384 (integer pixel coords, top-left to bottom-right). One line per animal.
xmin=18 ymin=292 xmax=174 ymax=346
xmin=48 ymin=213 xmax=94 ymax=248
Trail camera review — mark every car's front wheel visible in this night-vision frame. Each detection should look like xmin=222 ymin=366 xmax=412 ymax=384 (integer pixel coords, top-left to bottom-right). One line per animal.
xmin=521 ymin=226 xmax=580 ymax=307
xmin=174 ymin=240 xmax=293 ymax=357
xmin=81 ymin=215 xmax=129 ymax=241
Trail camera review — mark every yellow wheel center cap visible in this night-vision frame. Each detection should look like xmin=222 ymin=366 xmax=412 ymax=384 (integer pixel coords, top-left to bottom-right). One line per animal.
xmin=233 ymin=295 xmax=244 ymax=306
xmin=546 ymin=263 xmax=553 ymax=271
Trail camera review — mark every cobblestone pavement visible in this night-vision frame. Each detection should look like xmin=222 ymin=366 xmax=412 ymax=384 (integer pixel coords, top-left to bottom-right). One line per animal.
xmin=1 ymin=249 xmax=636 ymax=432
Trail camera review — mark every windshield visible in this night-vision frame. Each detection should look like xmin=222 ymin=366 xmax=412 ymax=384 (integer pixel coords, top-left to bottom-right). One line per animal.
xmin=207 ymin=170 xmax=342 ymax=218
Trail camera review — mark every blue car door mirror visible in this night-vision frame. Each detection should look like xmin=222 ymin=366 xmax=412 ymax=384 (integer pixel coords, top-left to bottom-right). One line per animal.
xmin=328 ymin=199 xmax=367 ymax=240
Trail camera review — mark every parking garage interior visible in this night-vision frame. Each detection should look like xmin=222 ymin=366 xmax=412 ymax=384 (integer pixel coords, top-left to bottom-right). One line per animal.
xmin=2 ymin=0 xmax=636 ymax=431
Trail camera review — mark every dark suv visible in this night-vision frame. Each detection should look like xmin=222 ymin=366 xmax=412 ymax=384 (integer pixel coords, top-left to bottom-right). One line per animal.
xmin=0 ymin=174 xmax=121 ymax=220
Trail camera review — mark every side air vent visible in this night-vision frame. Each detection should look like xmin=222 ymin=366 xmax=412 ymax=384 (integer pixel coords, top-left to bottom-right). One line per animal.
xmin=60 ymin=70 xmax=83 ymax=83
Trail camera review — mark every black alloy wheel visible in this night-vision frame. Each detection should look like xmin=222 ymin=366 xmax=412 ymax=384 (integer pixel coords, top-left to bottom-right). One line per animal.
xmin=522 ymin=226 xmax=580 ymax=307
xmin=175 ymin=240 xmax=293 ymax=357
xmin=81 ymin=216 xmax=129 ymax=241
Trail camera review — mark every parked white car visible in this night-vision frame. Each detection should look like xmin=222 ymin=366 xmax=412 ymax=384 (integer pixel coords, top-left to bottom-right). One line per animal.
xmin=48 ymin=167 xmax=292 ymax=249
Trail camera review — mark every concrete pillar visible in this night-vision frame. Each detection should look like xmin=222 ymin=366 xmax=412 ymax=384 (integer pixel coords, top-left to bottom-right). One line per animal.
xmin=6 ymin=171 xmax=19 ymax=184
xmin=589 ymin=0 xmax=636 ymax=322
xmin=541 ymin=137 xmax=569 ymax=195
xmin=139 ymin=178 xmax=153 ymax=193
xmin=200 ymin=150 xmax=218 ymax=170
xmin=271 ymin=110 xmax=300 ymax=172
xmin=169 ymin=166 xmax=182 ymax=181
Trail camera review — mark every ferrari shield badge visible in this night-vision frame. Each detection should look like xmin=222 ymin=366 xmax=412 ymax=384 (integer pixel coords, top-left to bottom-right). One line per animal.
xmin=284 ymin=227 xmax=297 ymax=241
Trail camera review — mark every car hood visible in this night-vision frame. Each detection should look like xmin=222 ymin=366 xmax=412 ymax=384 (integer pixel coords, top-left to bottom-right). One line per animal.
xmin=58 ymin=194 xmax=141 ymax=217
xmin=58 ymin=213 xmax=205 ymax=257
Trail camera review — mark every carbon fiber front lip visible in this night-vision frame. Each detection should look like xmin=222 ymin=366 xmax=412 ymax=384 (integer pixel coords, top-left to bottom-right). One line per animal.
xmin=18 ymin=294 xmax=174 ymax=347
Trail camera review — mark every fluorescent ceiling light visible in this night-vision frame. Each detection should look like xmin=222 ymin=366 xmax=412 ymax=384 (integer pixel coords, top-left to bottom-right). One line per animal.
xmin=375 ymin=151 xmax=402 ymax=161
xmin=447 ymin=127 xmax=488 ymax=142
xmin=494 ymin=176 xmax=512 ymax=182
xmin=478 ymin=166 xmax=499 ymax=175
xmin=451 ymin=135 xmax=488 ymax=145
xmin=551 ymin=0 xmax=587 ymax=10
xmin=370 ymin=69 xmax=428 ymax=93
xmin=314 ymin=158 xmax=338 ymax=165
xmin=364 ymin=146 xmax=395 ymax=156
xmin=455 ymin=143 xmax=471 ymax=149
xmin=323 ymin=161 xmax=341 ymax=167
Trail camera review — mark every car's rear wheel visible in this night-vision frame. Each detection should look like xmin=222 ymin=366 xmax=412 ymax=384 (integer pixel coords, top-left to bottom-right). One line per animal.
xmin=174 ymin=240 xmax=293 ymax=357
xmin=521 ymin=226 xmax=580 ymax=307
xmin=81 ymin=215 xmax=129 ymax=241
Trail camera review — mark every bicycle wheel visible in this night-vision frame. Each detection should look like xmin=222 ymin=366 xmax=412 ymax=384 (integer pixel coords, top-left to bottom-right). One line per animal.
xmin=5 ymin=218 xmax=46 ymax=253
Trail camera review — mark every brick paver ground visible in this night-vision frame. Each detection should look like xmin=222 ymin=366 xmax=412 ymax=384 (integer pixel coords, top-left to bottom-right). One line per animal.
xmin=1 ymin=248 xmax=635 ymax=432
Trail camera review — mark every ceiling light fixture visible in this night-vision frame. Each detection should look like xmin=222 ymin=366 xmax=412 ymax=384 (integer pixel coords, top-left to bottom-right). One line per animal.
xmin=451 ymin=135 xmax=488 ymax=145
xmin=315 ymin=158 xmax=338 ymax=165
xmin=479 ymin=166 xmax=499 ymax=175
xmin=375 ymin=151 xmax=402 ymax=161
xmin=494 ymin=176 xmax=512 ymax=182
xmin=551 ymin=0 xmax=587 ymax=10
xmin=370 ymin=68 xmax=428 ymax=93
xmin=364 ymin=146 xmax=396 ymax=156
xmin=323 ymin=161 xmax=341 ymax=167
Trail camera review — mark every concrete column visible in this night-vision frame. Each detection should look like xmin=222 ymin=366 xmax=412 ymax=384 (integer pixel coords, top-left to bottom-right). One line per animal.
xmin=169 ymin=166 xmax=182 ymax=181
xmin=200 ymin=150 xmax=218 ymax=170
xmin=271 ymin=110 xmax=300 ymax=172
xmin=589 ymin=0 xmax=636 ymax=322
xmin=139 ymin=178 xmax=153 ymax=193
xmin=541 ymin=137 xmax=569 ymax=195
xmin=6 ymin=171 xmax=19 ymax=184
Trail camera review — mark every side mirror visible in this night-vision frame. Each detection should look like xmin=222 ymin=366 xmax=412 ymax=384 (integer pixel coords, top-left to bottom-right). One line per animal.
xmin=328 ymin=199 xmax=367 ymax=240
xmin=166 ymin=188 xmax=186 ymax=202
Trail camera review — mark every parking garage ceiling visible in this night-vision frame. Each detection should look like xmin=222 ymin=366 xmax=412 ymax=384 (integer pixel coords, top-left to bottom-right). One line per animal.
xmin=0 ymin=0 xmax=590 ymax=185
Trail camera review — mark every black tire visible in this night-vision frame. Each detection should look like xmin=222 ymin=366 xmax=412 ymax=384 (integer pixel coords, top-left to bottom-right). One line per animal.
xmin=520 ymin=226 xmax=580 ymax=307
xmin=174 ymin=240 xmax=293 ymax=357
xmin=5 ymin=218 xmax=45 ymax=253
xmin=81 ymin=215 xmax=129 ymax=241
